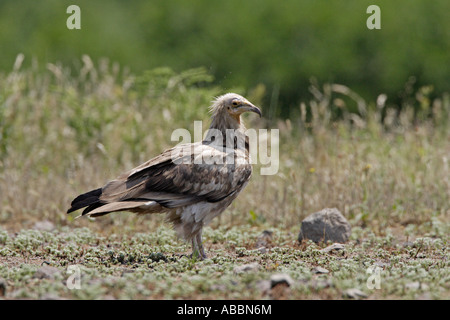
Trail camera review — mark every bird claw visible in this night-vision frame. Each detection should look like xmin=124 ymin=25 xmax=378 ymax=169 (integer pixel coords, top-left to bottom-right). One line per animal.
xmin=173 ymin=252 xmax=207 ymax=261
xmin=190 ymin=250 xmax=207 ymax=261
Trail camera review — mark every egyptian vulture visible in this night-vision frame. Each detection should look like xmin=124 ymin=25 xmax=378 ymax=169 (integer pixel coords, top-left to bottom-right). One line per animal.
xmin=67 ymin=93 xmax=261 ymax=259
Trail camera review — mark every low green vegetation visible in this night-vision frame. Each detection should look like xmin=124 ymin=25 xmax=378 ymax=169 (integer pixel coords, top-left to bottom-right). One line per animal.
xmin=0 ymin=225 xmax=448 ymax=299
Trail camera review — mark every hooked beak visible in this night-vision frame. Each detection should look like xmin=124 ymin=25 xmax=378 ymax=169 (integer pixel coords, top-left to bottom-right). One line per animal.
xmin=240 ymin=103 xmax=262 ymax=118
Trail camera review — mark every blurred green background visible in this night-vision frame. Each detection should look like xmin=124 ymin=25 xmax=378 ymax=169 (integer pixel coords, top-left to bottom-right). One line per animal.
xmin=0 ymin=0 xmax=449 ymax=116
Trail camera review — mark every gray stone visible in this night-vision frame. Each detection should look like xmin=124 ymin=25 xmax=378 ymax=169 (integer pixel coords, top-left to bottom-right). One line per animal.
xmin=312 ymin=266 xmax=329 ymax=274
xmin=298 ymin=208 xmax=351 ymax=243
xmin=255 ymin=230 xmax=273 ymax=249
xmin=254 ymin=246 xmax=267 ymax=254
xmin=310 ymin=279 xmax=333 ymax=290
xmin=343 ymin=288 xmax=367 ymax=299
xmin=320 ymin=243 xmax=345 ymax=253
xmin=233 ymin=263 xmax=260 ymax=274
xmin=270 ymin=273 xmax=294 ymax=288
xmin=33 ymin=266 xmax=61 ymax=280
xmin=405 ymin=281 xmax=429 ymax=291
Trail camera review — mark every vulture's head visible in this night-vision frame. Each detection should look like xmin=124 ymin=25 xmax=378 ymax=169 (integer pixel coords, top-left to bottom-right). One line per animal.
xmin=209 ymin=93 xmax=261 ymax=130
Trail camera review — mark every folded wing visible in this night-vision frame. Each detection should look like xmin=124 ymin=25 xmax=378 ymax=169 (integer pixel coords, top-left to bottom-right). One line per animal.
xmin=68 ymin=142 xmax=252 ymax=217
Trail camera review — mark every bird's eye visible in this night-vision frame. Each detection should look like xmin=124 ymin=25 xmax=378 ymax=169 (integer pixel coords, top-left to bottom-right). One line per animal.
xmin=232 ymin=100 xmax=239 ymax=107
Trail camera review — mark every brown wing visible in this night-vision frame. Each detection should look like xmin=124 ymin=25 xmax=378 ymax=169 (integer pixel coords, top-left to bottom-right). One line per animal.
xmin=77 ymin=142 xmax=252 ymax=215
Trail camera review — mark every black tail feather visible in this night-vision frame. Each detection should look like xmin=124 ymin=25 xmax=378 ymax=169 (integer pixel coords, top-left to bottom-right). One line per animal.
xmin=67 ymin=188 xmax=102 ymax=213
xmin=81 ymin=202 xmax=104 ymax=215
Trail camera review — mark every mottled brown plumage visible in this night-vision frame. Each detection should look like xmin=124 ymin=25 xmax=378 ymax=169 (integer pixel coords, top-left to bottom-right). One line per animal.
xmin=67 ymin=93 xmax=261 ymax=259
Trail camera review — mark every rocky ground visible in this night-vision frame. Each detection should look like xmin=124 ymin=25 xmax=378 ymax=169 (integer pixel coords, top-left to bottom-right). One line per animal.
xmin=0 ymin=212 xmax=448 ymax=300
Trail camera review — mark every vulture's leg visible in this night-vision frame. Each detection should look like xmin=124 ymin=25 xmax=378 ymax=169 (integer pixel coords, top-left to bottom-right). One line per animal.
xmin=196 ymin=231 xmax=207 ymax=260
xmin=191 ymin=237 xmax=198 ymax=258
xmin=191 ymin=230 xmax=207 ymax=260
